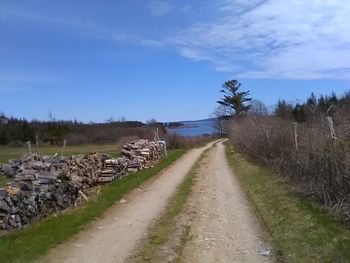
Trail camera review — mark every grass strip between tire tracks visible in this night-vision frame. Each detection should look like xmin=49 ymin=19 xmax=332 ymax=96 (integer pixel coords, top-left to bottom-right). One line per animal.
xmin=0 ymin=149 xmax=186 ymax=263
xmin=225 ymin=143 xmax=350 ymax=262
xmin=129 ymin=147 xmax=212 ymax=262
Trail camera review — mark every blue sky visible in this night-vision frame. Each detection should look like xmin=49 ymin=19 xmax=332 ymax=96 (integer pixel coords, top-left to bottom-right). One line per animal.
xmin=0 ymin=0 xmax=349 ymax=122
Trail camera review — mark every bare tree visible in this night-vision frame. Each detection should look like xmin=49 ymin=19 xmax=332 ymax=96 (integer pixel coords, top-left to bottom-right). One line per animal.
xmin=212 ymin=105 xmax=233 ymax=135
xmin=249 ymin=99 xmax=269 ymax=116
xmin=106 ymin=116 xmax=115 ymax=123
xmin=213 ymin=105 xmax=234 ymax=117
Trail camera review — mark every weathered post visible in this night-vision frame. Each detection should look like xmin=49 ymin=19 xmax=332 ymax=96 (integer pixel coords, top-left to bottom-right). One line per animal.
xmin=154 ymin=128 xmax=160 ymax=142
xmin=26 ymin=141 xmax=32 ymax=154
xmin=35 ymin=135 xmax=41 ymax=155
xmin=266 ymin=130 xmax=270 ymax=145
xmin=266 ymin=129 xmax=271 ymax=157
xmin=293 ymin=122 xmax=299 ymax=151
xmin=326 ymin=116 xmax=336 ymax=140
xmin=61 ymin=138 xmax=67 ymax=156
xmin=326 ymin=105 xmax=336 ymax=140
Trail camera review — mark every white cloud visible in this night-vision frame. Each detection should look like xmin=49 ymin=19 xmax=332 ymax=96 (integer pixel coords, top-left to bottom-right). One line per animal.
xmin=171 ymin=0 xmax=350 ymax=79
xmin=147 ymin=1 xmax=173 ymax=17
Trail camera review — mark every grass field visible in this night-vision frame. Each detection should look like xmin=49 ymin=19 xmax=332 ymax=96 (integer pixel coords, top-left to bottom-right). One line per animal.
xmin=0 ymin=148 xmax=186 ymax=263
xmin=225 ymin=143 xmax=350 ymax=262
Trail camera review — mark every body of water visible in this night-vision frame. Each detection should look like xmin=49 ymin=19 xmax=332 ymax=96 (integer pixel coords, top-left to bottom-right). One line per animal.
xmin=167 ymin=119 xmax=216 ymax=137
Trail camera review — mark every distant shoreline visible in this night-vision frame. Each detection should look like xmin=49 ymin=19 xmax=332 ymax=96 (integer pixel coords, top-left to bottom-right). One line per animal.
xmin=167 ymin=124 xmax=198 ymax=129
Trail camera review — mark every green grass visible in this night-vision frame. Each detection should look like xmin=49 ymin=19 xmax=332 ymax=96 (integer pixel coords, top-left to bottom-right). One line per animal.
xmin=0 ymin=149 xmax=186 ymax=263
xmin=130 ymin=148 xmax=209 ymax=262
xmin=0 ymin=143 xmax=121 ymax=164
xmin=225 ymin=143 xmax=350 ymax=262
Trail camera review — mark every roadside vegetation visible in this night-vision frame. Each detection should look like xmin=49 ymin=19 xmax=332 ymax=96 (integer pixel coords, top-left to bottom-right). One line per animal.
xmin=0 ymin=149 xmax=186 ymax=263
xmin=216 ymin=80 xmax=350 ymax=220
xmin=129 ymin=147 xmax=211 ymax=262
xmin=225 ymin=144 xmax=350 ymax=262
xmin=228 ymin=91 xmax=350 ymax=220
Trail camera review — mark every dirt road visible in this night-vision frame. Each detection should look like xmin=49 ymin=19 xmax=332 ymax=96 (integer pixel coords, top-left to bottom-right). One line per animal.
xmin=38 ymin=141 xmax=217 ymax=263
xmin=179 ymin=141 xmax=272 ymax=262
xmin=39 ymin=140 xmax=271 ymax=262
xmin=132 ymin=141 xmax=272 ymax=262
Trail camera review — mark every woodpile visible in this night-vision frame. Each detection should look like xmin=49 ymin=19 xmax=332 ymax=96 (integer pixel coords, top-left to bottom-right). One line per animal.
xmin=98 ymin=158 xmax=129 ymax=183
xmin=121 ymin=139 xmax=165 ymax=172
xmin=0 ymin=139 xmax=165 ymax=233
xmin=0 ymin=153 xmax=110 ymax=232
xmin=60 ymin=153 xmax=110 ymax=190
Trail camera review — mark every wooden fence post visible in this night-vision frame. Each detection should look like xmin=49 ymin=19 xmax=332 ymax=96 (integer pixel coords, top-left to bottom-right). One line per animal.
xmin=26 ymin=141 xmax=32 ymax=154
xmin=293 ymin=122 xmax=299 ymax=151
xmin=35 ymin=136 xmax=41 ymax=155
xmin=326 ymin=105 xmax=336 ymax=141
xmin=326 ymin=116 xmax=336 ymax=140
xmin=61 ymin=139 xmax=67 ymax=156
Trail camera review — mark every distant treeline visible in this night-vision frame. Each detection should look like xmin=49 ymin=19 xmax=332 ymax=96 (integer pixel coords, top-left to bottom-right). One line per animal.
xmin=0 ymin=116 xmax=166 ymax=146
xmin=274 ymin=91 xmax=350 ymax=122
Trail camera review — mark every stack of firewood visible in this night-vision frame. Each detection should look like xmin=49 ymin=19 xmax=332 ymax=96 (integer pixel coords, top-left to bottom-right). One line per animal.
xmin=0 ymin=139 xmax=165 ymax=233
xmin=121 ymin=139 xmax=165 ymax=172
xmin=0 ymin=153 xmax=111 ymax=232
xmin=98 ymin=158 xmax=129 ymax=183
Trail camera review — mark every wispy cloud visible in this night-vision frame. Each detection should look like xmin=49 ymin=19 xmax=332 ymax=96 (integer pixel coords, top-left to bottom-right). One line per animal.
xmin=2 ymin=1 xmax=349 ymax=79
xmin=171 ymin=0 xmax=350 ymax=79
xmin=0 ymin=4 xmax=166 ymax=49
xmin=147 ymin=1 xmax=173 ymax=17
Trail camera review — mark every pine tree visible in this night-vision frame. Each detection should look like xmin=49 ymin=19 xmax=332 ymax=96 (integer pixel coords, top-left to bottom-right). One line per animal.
xmin=275 ymin=100 xmax=293 ymax=119
xmin=217 ymin=80 xmax=252 ymax=116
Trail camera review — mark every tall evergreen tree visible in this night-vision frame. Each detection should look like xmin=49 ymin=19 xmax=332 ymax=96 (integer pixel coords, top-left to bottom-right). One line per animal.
xmin=307 ymin=92 xmax=317 ymax=106
xmin=217 ymin=80 xmax=252 ymax=116
xmin=275 ymin=100 xmax=293 ymax=119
